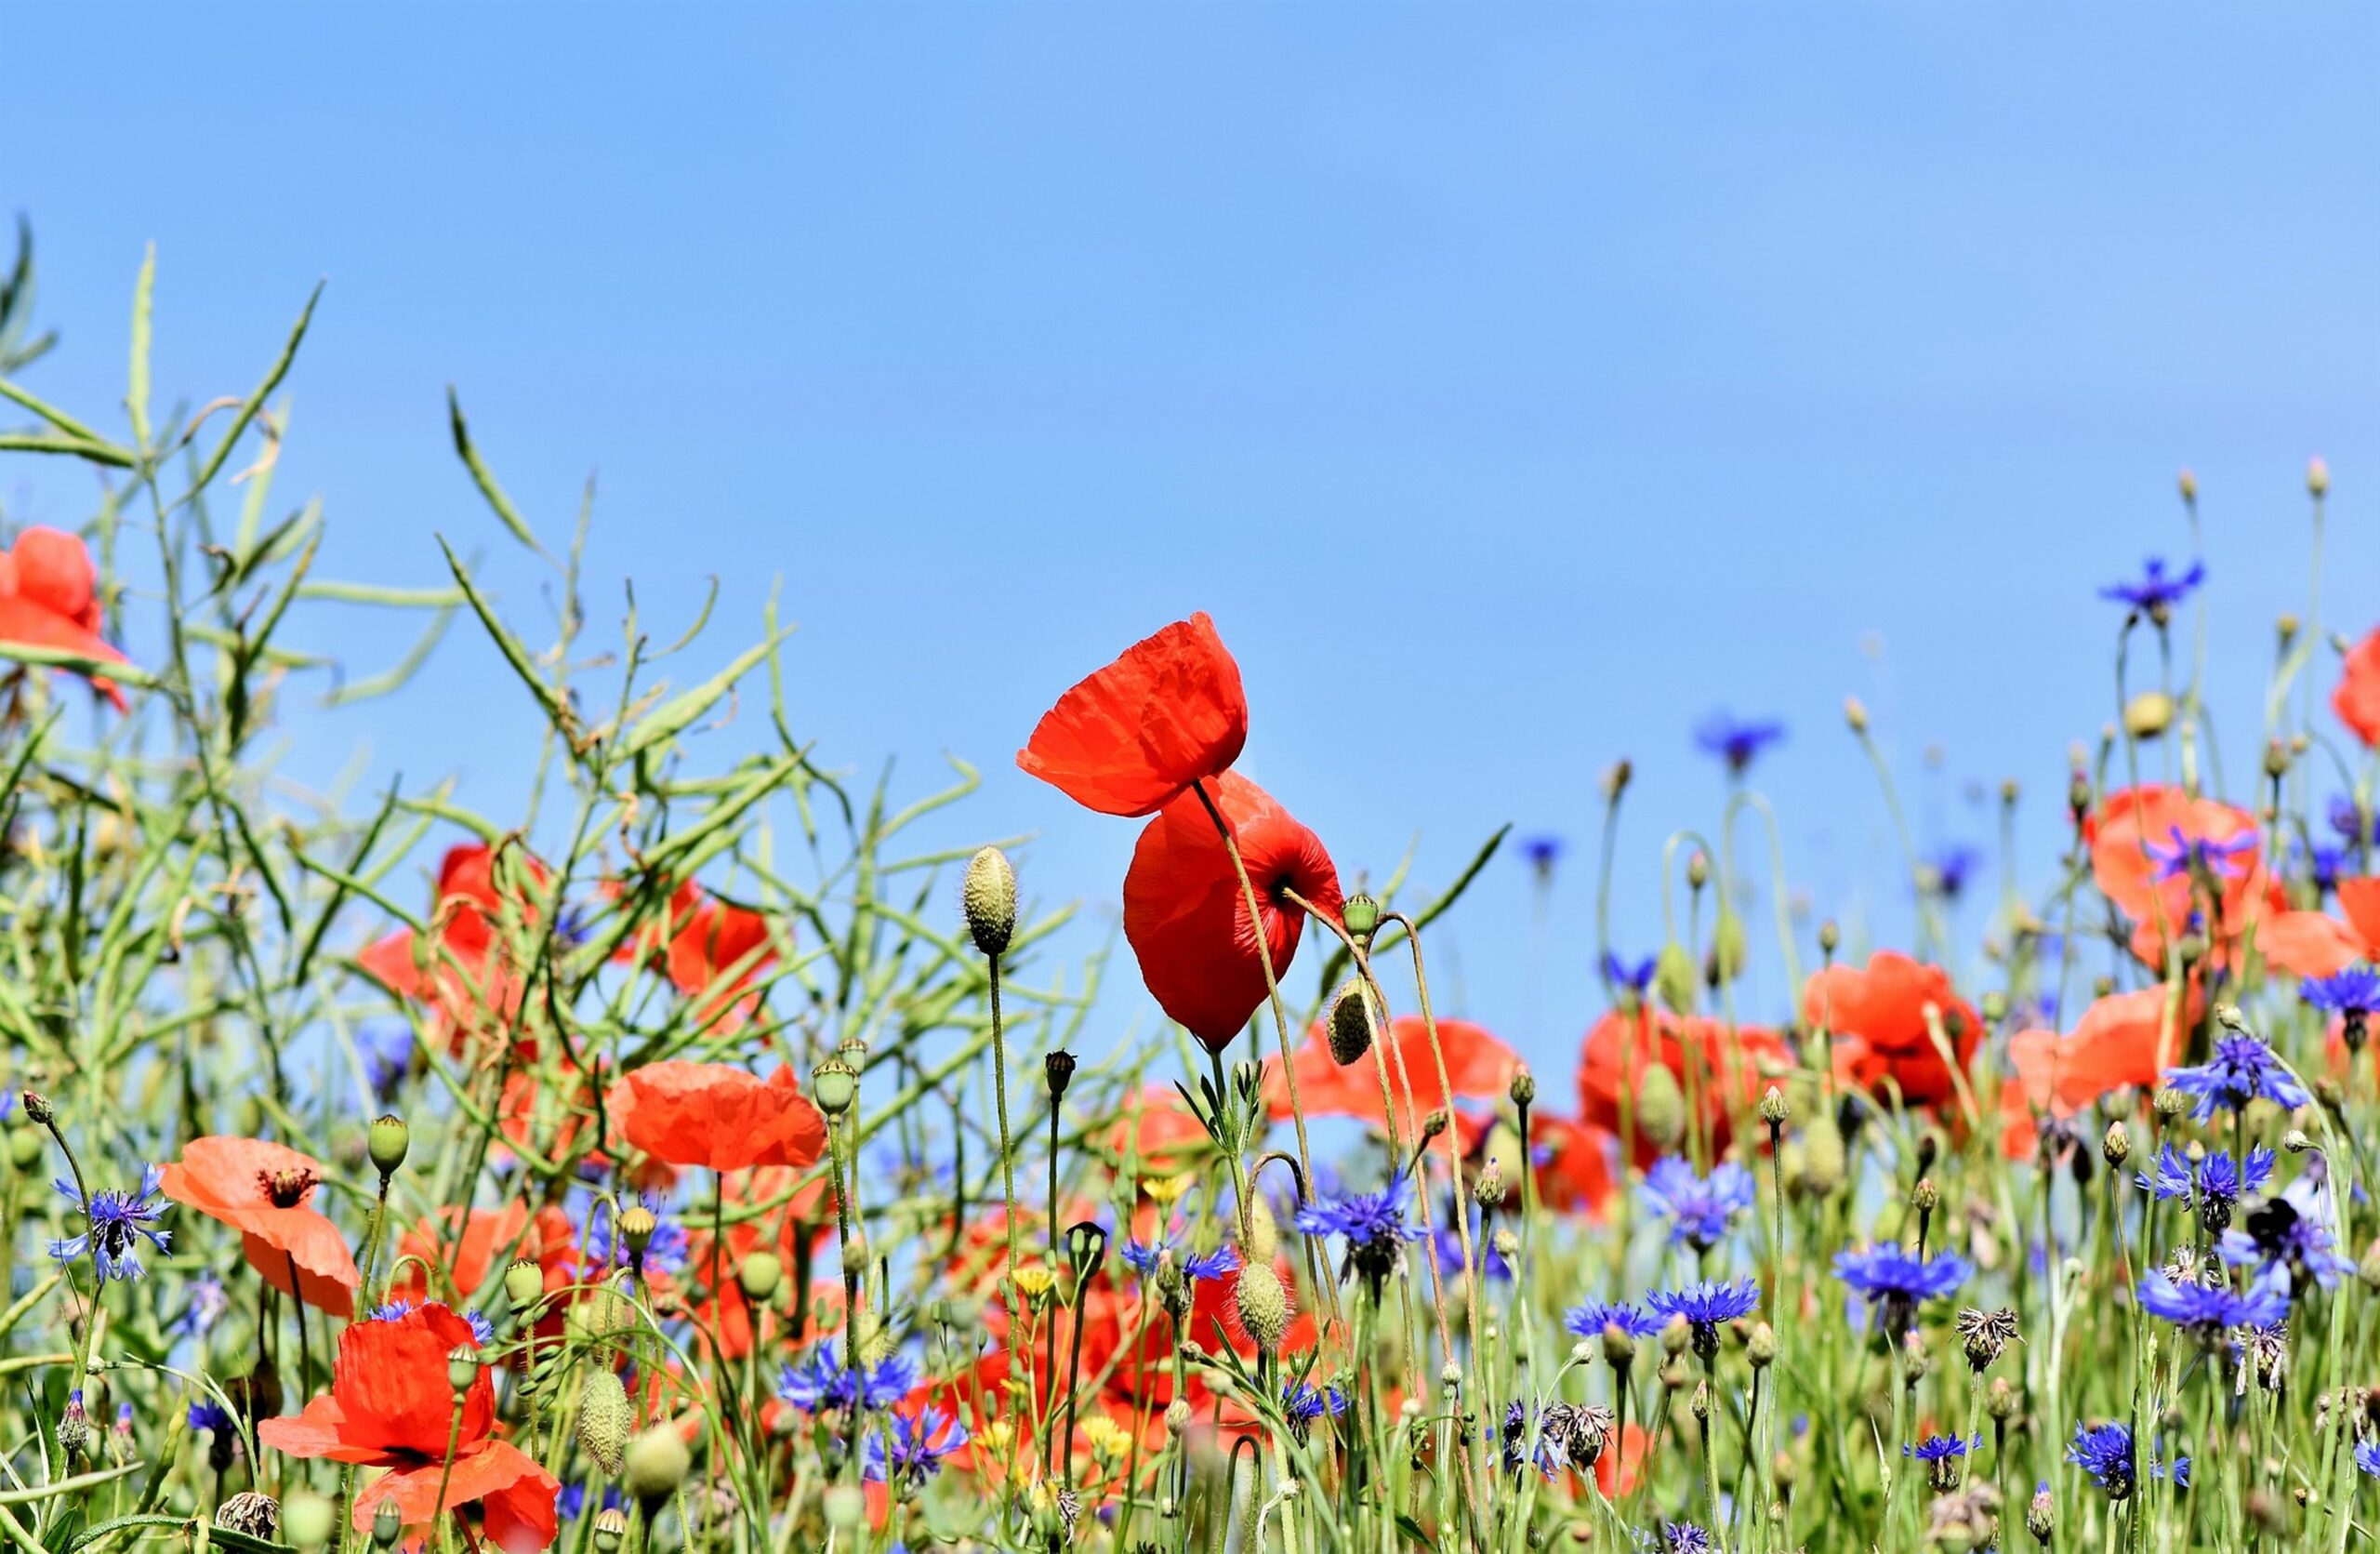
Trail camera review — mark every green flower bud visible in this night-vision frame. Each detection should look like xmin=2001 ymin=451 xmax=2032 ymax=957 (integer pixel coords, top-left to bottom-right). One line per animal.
xmin=447 ymin=1346 xmax=481 ymax=1395
xmin=810 ymin=1057 xmax=858 ymax=1118
xmin=1654 ymin=942 xmax=1697 ymax=1015
xmin=372 ymin=1502 xmax=403 ymax=1550
xmin=622 ymin=1423 xmax=692 ymax=1503
xmin=1708 ymin=911 xmax=1747 ymax=985
xmin=961 ymin=846 xmax=1017 ymax=958
xmin=282 ymin=1493 xmax=336 ymax=1551
xmin=1633 ymin=1064 xmax=1688 ymax=1153
xmin=1234 ymin=1262 xmax=1291 ymax=1354
xmin=737 ymin=1251 xmax=783 ymax=1303
xmin=503 ymin=1258 xmax=545 ymax=1312
xmin=1508 ymin=1065 xmax=1536 ymax=1109
xmin=577 ymin=1368 xmax=631 ymax=1475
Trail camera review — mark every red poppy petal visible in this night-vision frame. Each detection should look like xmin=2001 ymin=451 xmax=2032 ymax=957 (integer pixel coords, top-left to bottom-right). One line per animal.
xmin=1017 ymin=613 xmax=1249 ymax=817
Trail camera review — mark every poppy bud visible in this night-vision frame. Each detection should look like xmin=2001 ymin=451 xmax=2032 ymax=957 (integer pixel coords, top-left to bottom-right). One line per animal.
xmin=623 ymin=1423 xmax=692 ymax=1503
xmin=1243 ymin=1193 xmax=1278 ymax=1265
xmin=569 ymin=1273 xmax=638 ymax=1343
xmin=2307 ymin=456 xmax=2330 ymax=497
xmin=1654 ymin=943 xmax=1697 ymax=1015
xmin=592 ymin=1509 xmax=628 ymax=1553
xmin=1798 ymin=1122 xmax=1846 ymax=1199
xmin=1633 ymin=1065 xmax=1687 ymax=1152
xmin=367 ymin=1114 xmax=409 ymax=1176
xmin=1234 ymin=1262 xmax=1291 ymax=1354
xmin=616 ymin=1204 xmax=656 ymax=1255
xmin=372 ymin=1502 xmax=403 ymax=1550
xmin=1326 ymin=981 xmax=1380 ymax=1067
xmin=2122 ymin=690 xmax=2174 ymax=740
xmin=2177 ymin=467 xmax=2197 ymax=502
xmin=1708 ymin=911 xmax=1747 ymax=985
xmin=504 ymin=1258 xmax=545 ymax=1312
xmin=1421 ymin=1109 xmax=1449 ymax=1140
xmin=737 ymin=1251 xmax=783 ymax=1303
xmin=282 ymin=1493 xmax=335 ymax=1552
xmin=447 ymin=1346 xmax=481 ymax=1394
xmin=577 ymin=1368 xmax=631 ymax=1474
xmin=962 ymin=846 xmax=1017 ymax=958
xmin=21 ymin=1091 xmax=52 ymax=1126
xmin=810 ymin=1057 xmax=858 ymax=1118
xmin=1044 ymin=1049 xmax=1077 ymax=1100
xmin=1341 ymin=894 xmax=1381 ymax=941
xmin=1844 ymin=696 xmax=1869 ymax=734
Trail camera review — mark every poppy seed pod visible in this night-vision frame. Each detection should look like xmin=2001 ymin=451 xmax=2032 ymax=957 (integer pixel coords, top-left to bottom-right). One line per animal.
xmin=446 ymin=1346 xmax=481 ymax=1395
xmin=810 ymin=1058 xmax=858 ymax=1119
xmin=577 ymin=1368 xmax=631 ymax=1475
xmin=503 ymin=1258 xmax=545 ymax=1311
xmin=1341 ymin=893 xmax=1380 ymax=941
xmin=962 ymin=846 xmax=1017 ymax=958
xmin=738 ymin=1251 xmax=783 ymax=1303
xmin=1044 ymin=1049 xmax=1078 ymax=1099
xmin=591 ymin=1508 xmax=628 ymax=1553
xmin=1234 ymin=1261 xmax=1291 ymax=1353
xmin=622 ymin=1423 xmax=692 ymax=1503
xmin=372 ymin=1501 xmax=403 ymax=1549
xmin=1326 ymin=980 xmax=1381 ymax=1067
xmin=616 ymin=1204 xmax=656 ymax=1255
xmin=367 ymin=1114 xmax=409 ymax=1176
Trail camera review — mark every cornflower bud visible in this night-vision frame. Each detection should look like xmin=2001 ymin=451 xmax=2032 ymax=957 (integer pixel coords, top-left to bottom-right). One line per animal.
xmin=2102 ymin=1121 xmax=2131 ymax=1169
xmin=1757 ymin=1086 xmax=1789 ymax=1127
xmin=1747 ymin=1323 xmax=1776 ymax=1369
xmin=1508 ymin=1065 xmax=1536 ymax=1109
xmin=1473 ymin=1159 xmax=1504 ymax=1208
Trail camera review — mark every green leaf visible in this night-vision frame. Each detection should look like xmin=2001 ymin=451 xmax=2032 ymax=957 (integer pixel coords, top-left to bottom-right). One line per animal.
xmin=446 ymin=387 xmax=553 ymax=561
xmin=622 ymin=629 xmax=792 ymax=759
xmin=188 ymin=280 xmax=320 ymax=498
xmin=0 ymin=432 xmax=135 ymax=468
xmin=0 ymin=643 xmax=158 ymax=688
xmin=435 ymin=536 xmax=573 ymax=736
xmin=295 ymin=580 xmax=467 ymax=608
xmin=0 ymin=379 xmax=113 ymax=450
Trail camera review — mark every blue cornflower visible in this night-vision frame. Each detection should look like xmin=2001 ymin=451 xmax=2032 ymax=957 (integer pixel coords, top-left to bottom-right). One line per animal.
xmin=1295 ymin=1175 xmax=1425 ymax=1287
xmin=2098 ymin=556 xmax=2205 ymax=617
xmin=2136 ymin=1268 xmax=2290 ymax=1333
xmin=2144 ymin=826 xmax=2256 ymax=883
xmin=1120 ymin=1235 xmax=1240 ymax=1284
xmin=779 ymin=1342 xmax=919 ymax=1415
xmin=1832 ymin=1245 xmax=1970 ymax=1333
xmin=188 ymin=1399 xmax=234 ymax=1434
xmin=1645 ymin=1279 xmax=1760 ymax=1357
xmin=1906 ymin=1433 xmax=1977 ymax=1461
xmin=358 ymin=1023 xmax=415 ymax=1100
xmin=2201 ymin=1146 xmax=2277 ymax=1207
xmin=48 ymin=1165 xmax=171 ymax=1282
xmin=2328 ymin=796 xmax=2378 ymax=845
xmin=167 ymin=1273 xmax=230 ymax=1341
xmin=2067 ymin=1420 xmax=2187 ymax=1499
xmin=862 ymin=1405 xmax=969 ymax=1488
xmin=1601 ymin=951 xmax=1657 ymax=995
xmin=1641 ymin=1156 xmax=1756 ymax=1252
xmin=2304 ymin=966 xmax=2380 ymax=1018
xmin=2135 ymin=1145 xmax=2273 ymax=1233
xmin=1920 ymin=843 xmax=1985 ymax=902
xmin=557 ymin=1485 xmax=622 ymax=1522
xmin=2219 ymin=1182 xmax=2357 ymax=1291
xmin=1521 ymin=835 xmax=1564 ymax=873
xmin=2309 ymin=842 xmax=2347 ymax=895
xmin=1660 ymin=1522 xmax=1713 ymax=1554
xmin=2162 ymin=1034 xmax=2310 ymax=1119
xmin=368 ymin=1298 xmax=497 ymax=1346
xmin=1281 ymin=1378 xmax=1349 ymax=1444
xmin=1694 ymin=711 xmax=1786 ymax=775
xmin=1564 ymin=1299 xmax=1664 ymax=1345
xmin=2357 ymin=1441 xmax=2380 ymax=1479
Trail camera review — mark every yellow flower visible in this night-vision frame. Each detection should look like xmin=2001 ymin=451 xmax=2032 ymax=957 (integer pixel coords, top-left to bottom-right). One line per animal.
xmin=1142 ymin=1172 xmax=1195 ymax=1208
xmin=1010 ymin=1263 xmax=1056 ymax=1303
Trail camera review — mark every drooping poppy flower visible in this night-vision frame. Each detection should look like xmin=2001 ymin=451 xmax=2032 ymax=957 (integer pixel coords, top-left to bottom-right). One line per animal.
xmin=610 ymin=1061 xmax=826 ymax=1173
xmin=2334 ymin=627 xmax=2380 ymax=746
xmin=0 ymin=527 xmax=131 ymax=710
xmin=2085 ymin=786 xmax=2273 ymax=966
xmin=1805 ymin=951 xmax=1983 ymax=1110
xmin=2258 ymin=878 xmax=2380 ymax=979
xmin=1121 ymin=772 xmax=1342 ymax=1054
xmin=1017 ymin=613 xmax=1248 ymax=817
xmin=1264 ymin=1014 xmax=1520 ymax=1137
xmin=159 ymin=1137 xmax=362 ymax=1316
xmin=1996 ymin=984 xmax=2203 ymax=1158
xmin=258 ymin=1302 xmax=559 ymax=1553
xmin=359 ymin=843 xmax=551 ymax=1043
xmin=1575 ymin=1007 xmax=1792 ymax=1166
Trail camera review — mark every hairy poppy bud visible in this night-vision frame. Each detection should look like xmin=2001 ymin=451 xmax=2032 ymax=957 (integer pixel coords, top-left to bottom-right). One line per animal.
xmin=1633 ymin=1065 xmax=1687 ymax=1153
xmin=962 ymin=846 xmax=1017 ymax=957
xmin=577 ymin=1368 xmax=631 ymax=1474
xmin=367 ymin=1114 xmax=409 ymax=1176
xmin=1234 ymin=1262 xmax=1291 ymax=1353
xmin=1243 ymin=1194 xmax=1278 ymax=1265
xmin=738 ymin=1251 xmax=783 ymax=1303
xmin=1654 ymin=942 xmax=1697 ymax=1015
xmin=568 ymin=1273 xmax=637 ymax=1343
xmin=1341 ymin=894 xmax=1381 ymax=941
xmin=372 ymin=1502 xmax=403 ymax=1550
xmin=504 ymin=1259 xmax=545 ymax=1312
xmin=810 ymin=1057 xmax=858 ymax=1118
xmin=2123 ymin=690 xmax=2174 ymax=740
xmin=282 ymin=1493 xmax=335 ymax=1551
xmin=1708 ymin=911 xmax=1747 ymax=986
xmin=447 ymin=1347 xmax=481 ymax=1394
xmin=2307 ymin=456 xmax=2330 ymax=497
xmin=1421 ymin=1109 xmax=1449 ymax=1141
xmin=1798 ymin=1122 xmax=1846 ymax=1199
xmin=1747 ymin=1322 xmax=1776 ymax=1368
xmin=591 ymin=1508 xmax=628 ymax=1553
xmin=623 ymin=1423 xmax=692 ymax=1503
xmin=1326 ymin=981 xmax=1379 ymax=1067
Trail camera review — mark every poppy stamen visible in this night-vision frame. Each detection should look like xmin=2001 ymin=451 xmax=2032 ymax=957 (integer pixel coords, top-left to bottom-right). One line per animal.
xmin=258 ymin=1168 xmax=319 ymax=1209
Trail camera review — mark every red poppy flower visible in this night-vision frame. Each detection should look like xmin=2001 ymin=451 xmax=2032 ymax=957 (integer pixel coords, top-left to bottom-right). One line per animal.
xmin=1575 ymin=1008 xmax=1791 ymax=1165
xmin=611 ymin=881 xmax=780 ymax=1033
xmin=2259 ymin=878 xmax=2380 ymax=979
xmin=392 ymin=1202 xmax=578 ymax=1309
xmin=1997 ymin=984 xmax=2202 ymax=1157
xmin=2336 ymin=627 xmax=2380 ymax=746
xmin=159 ymin=1137 xmax=361 ymax=1316
xmin=1805 ymin=951 xmax=1983 ymax=1109
xmin=611 ymin=1061 xmax=826 ymax=1173
xmin=1017 ymin=613 xmax=1249 ymax=817
xmin=2085 ymin=786 xmax=2273 ymax=966
xmin=0 ymin=527 xmax=130 ymax=710
xmin=1121 ymin=772 xmax=1342 ymax=1053
xmin=1264 ymin=1015 xmax=1520 ymax=1137
xmin=258 ymin=1302 xmax=559 ymax=1553
xmin=359 ymin=843 xmax=550 ymax=1042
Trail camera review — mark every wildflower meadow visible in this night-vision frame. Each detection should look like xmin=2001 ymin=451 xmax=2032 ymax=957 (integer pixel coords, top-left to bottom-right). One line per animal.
xmin=1 ymin=224 xmax=2378 ymax=1554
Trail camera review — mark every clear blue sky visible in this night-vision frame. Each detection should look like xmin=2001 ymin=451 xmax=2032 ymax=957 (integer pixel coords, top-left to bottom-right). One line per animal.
xmin=5 ymin=4 xmax=2375 ymax=1079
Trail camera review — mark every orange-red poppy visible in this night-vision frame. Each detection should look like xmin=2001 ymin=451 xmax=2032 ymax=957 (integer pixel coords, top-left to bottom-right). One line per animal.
xmin=1121 ymin=772 xmax=1342 ymax=1053
xmin=1017 ymin=613 xmax=1249 ymax=818
xmin=2336 ymin=627 xmax=2380 ymax=746
xmin=1265 ymin=1014 xmax=1520 ymax=1137
xmin=0 ymin=527 xmax=130 ymax=710
xmin=359 ymin=843 xmax=549 ymax=1043
xmin=1575 ymin=1007 xmax=1791 ymax=1165
xmin=2259 ymin=878 xmax=2380 ymax=979
xmin=1996 ymin=983 xmax=2202 ymax=1157
xmin=391 ymin=1201 xmax=579 ymax=1309
xmin=610 ymin=1061 xmax=826 ymax=1173
xmin=159 ymin=1137 xmax=362 ymax=1316
xmin=258 ymin=1302 xmax=558 ymax=1553
xmin=2085 ymin=785 xmax=2273 ymax=966
xmin=1805 ymin=950 xmax=1983 ymax=1109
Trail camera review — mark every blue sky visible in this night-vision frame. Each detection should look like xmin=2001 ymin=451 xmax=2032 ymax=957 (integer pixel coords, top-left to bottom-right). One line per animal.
xmin=4 ymin=3 xmax=2374 ymax=1079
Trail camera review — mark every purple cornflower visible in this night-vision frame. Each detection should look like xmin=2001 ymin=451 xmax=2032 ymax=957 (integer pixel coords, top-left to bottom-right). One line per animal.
xmin=167 ymin=1273 xmax=230 ymax=1341
xmin=862 ymin=1405 xmax=969 ymax=1488
xmin=2328 ymin=796 xmax=2378 ymax=845
xmin=369 ymin=1298 xmax=496 ymax=1346
xmin=1660 ymin=1523 xmax=1713 ymax=1554
xmin=1641 ymin=1155 xmax=1756 ymax=1252
xmin=1906 ymin=1433 xmax=1977 ymax=1461
xmin=2358 ymin=1441 xmax=2380 ymax=1479
xmin=1601 ymin=951 xmax=1657 ymax=995
xmin=1120 ymin=1235 xmax=1240 ymax=1284
xmin=2303 ymin=966 xmax=2380 ymax=1019
xmin=2098 ymin=556 xmax=2205 ymax=618
xmin=1833 ymin=1245 xmax=1970 ymax=1334
xmin=1921 ymin=843 xmax=1985 ymax=902
xmin=1564 ymin=1299 xmax=1664 ymax=1345
xmin=1521 ymin=835 xmax=1564 ymax=873
xmin=2162 ymin=1033 xmax=2310 ymax=1120
xmin=359 ymin=1023 xmax=415 ymax=1100
xmin=1694 ymin=711 xmax=1786 ymax=775
xmin=1294 ymin=1175 xmax=1425 ymax=1289
xmin=779 ymin=1342 xmax=919 ymax=1415
xmin=1280 ymin=1379 xmax=1348 ymax=1443
xmin=2144 ymin=825 xmax=2255 ymax=883
xmin=2067 ymin=1420 xmax=2187 ymax=1499
xmin=48 ymin=1165 xmax=171 ymax=1282
xmin=188 ymin=1399 xmax=234 ymax=1435
xmin=1645 ymin=1279 xmax=1760 ymax=1358
xmin=2136 ymin=1268 xmax=2289 ymax=1333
